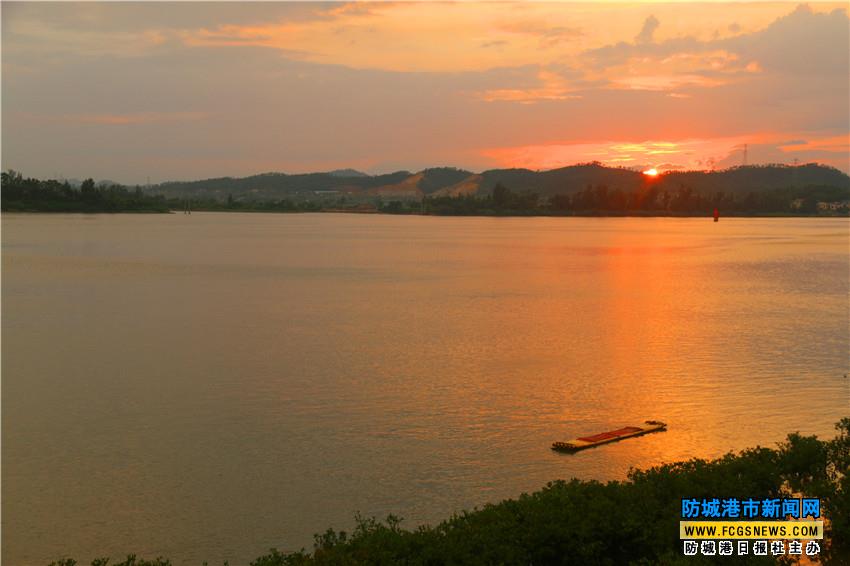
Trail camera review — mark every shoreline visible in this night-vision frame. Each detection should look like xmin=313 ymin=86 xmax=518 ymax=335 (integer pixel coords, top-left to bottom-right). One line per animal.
xmin=3 ymin=208 xmax=847 ymax=218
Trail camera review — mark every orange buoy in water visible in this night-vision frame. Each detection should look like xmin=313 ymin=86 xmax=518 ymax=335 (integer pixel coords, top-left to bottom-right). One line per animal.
xmin=713 ymin=208 xmax=719 ymax=222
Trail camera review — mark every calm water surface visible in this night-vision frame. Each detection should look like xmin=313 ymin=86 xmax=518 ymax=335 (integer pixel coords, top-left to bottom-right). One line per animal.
xmin=3 ymin=213 xmax=849 ymax=565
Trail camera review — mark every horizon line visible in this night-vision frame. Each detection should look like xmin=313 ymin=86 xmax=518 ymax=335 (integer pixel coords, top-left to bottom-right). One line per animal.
xmin=8 ymin=160 xmax=843 ymax=187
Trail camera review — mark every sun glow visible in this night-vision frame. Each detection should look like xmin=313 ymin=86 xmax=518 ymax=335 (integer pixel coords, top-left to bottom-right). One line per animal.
xmin=643 ymin=168 xmax=659 ymax=177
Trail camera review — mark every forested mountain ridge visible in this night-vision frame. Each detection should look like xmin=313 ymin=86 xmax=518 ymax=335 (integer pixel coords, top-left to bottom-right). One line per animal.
xmin=4 ymin=164 xmax=848 ymax=214
xmin=147 ymin=163 xmax=849 ymax=202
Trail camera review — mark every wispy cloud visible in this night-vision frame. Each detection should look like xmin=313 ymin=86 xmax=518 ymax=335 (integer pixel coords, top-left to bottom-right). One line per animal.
xmin=480 ymin=138 xmax=739 ymax=171
xmin=482 ymin=133 xmax=850 ymax=173
xmin=475 ymin=69 xmax=583 ymax=104
xmin=2 ymin=2 xmax=847 ymax=182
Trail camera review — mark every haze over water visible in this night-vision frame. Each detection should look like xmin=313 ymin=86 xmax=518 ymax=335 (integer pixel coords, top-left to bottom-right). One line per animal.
xmin=3 ymin=213 xmax=848 ymax=565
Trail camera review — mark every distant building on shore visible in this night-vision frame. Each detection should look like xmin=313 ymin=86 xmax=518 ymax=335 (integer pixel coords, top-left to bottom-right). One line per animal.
xmin=816 ymin=201 xmax=850 ymax=212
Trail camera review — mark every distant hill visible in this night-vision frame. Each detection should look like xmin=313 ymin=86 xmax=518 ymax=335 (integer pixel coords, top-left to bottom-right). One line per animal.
xmin=152 ymin=170 xmax=411 ymax=201
xmin=147 ymin=163 xmax=850 ymax=202
xmin=480 ymin=163 xmax=643 ymax=196
xmin=479 ymin=163 xmax=850 ymax=197
xmin=327 ymin=168 xmax=368 ymax=178
xmin=661 ymin=164 xmax=850 ymax=194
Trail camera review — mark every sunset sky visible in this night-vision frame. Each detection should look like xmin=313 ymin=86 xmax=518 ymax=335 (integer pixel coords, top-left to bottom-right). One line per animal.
xmin=2 ymin=1 xmax=849 ymax=183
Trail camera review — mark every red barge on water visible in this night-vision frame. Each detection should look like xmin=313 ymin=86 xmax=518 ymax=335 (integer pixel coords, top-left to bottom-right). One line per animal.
xmin=552 ymin=420 xmax=667 ymax=452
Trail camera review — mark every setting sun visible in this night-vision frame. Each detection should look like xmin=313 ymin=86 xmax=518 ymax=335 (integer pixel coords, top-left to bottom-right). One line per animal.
xmin=643 ymin=168 xmax=659 ymax=177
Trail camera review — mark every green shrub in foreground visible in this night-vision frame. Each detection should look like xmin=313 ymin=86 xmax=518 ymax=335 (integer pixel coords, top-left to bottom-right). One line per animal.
xmin=50 ymin=419 xmax=850 ymax=566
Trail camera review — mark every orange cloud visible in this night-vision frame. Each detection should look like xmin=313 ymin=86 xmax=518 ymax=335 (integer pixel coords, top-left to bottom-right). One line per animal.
xmin=778 ymin=135 xmax=849 ymax=153
xmin=3 ymin=2 xmax=847 ymax=181
xmin=481 ymin=135 xmax=760 ymax=171
xmin=177 ymin=2 xmax=820 ymax=73
xmin=482 ymin=132 xmax=850 ymax=173
xmin=611 ymin=74 xmax=726 ymax=91
xmin=476 ymin=70 xmax=582 ymax=103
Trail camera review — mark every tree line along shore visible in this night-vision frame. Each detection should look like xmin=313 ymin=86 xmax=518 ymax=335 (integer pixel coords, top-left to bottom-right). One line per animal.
xmin=3 ymin=169 xmax=849 ymax=216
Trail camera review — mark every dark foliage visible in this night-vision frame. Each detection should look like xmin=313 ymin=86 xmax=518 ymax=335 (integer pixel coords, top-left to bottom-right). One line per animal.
xmin=479 ymin=163 xmax=850 ymax=198
xmin=2 ymin=171 xmax=169 ymax=212
xmin=382 ymin=181 xmax=848 ymax=216
xmin=171 ymin=195 xmax=322 ymax=213
xmin=51 ymin=419 xmax=850 ymax=565
xmin=152 ymin=171 xmax=413 ymax=201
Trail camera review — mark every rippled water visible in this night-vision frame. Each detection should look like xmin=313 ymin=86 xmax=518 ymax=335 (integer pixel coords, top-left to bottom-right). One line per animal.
xmin=3 ymin=213 xmax=848 ymax=565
